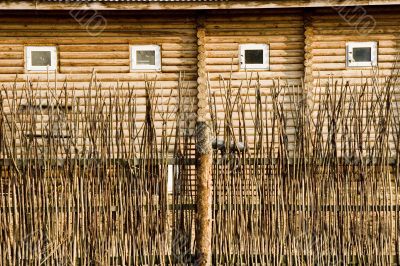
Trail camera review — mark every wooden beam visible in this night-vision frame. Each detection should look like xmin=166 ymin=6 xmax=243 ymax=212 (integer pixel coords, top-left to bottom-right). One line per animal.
xmin=304 ymin=9 xmax=314 ymax=100
xmin=195 ymin=16 xmax=212 ymax=266
xmin=2 ymin=0 xmax=400 ymax=10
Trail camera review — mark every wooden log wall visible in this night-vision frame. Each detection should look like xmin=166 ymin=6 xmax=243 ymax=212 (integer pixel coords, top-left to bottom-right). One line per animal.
xmin=0 ymin=8 xmax=400 ymax=155
xmin=309 ymin=7 xmax=400 ymax=155
xmin=0 ymin=9 xmax=308 ymax=156
xmin=203 ymin=9 xmax=305 ymax=151
xmin=310 ymin=7 xmax=400 ymax=84
xmin=2 ymin=6 xmax=400 ymax=265
xmin=0 ymin=11 xmax=199 ymax=156
xmin=204 ymin=9 xmax=305 ymax=87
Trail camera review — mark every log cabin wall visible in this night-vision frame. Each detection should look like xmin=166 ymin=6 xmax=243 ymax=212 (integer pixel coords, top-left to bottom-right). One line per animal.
xmin=0 ymin=11 xmax=199 ymax=87
xmin=203 ymin=9 xmax=305 ymax=151
xmin=1 ymin=7 xmax=399 ymax=157
xmin=309 ymin=6 xmax=400 ymax=155
xmin=0 ymin=11 xmax=199 ymax=157
xmin=0 ymin=9 xmax=307 ymax=156
xmin=309 ymin=6 xmax=400 ymax=86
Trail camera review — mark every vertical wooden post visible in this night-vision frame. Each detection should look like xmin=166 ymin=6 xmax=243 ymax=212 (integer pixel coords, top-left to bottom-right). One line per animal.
xmin=304 ymin=10 xmax=314 ymax=107
xmin=195 ymin=16 xmax=212 ymax=266
xmin=304 ymin=10 xmax=315 ymax=157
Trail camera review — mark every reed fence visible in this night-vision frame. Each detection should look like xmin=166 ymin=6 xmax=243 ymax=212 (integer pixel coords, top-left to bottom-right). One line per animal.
xmin=1 ymin=72 xmax=400 ymax=265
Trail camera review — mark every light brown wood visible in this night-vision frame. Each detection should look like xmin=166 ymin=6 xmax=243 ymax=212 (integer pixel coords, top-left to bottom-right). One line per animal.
xmin=1 ymin=7 xmax=400 ymax=152
xmin=304 ymin=10 xmax=314 ymax=96
xmin=195 ymin=18 xmax=212 ymax=266
xmin=3 ymin=0 xmax=400 ymax=11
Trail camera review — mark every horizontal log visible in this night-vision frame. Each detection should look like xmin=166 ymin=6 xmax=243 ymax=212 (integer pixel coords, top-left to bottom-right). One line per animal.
xmin=205 ymin=36 xmax=304 ymax=43
xmin=60 ymin=52 xmax=130 ymax=59
xmin=0 ymin=45 xmax=23 ymax=52
xmin=313 ymin=48 xmax=400 ymax=56
xmin=0 ymin=81 xmax=198 ymax=90
xmin=59 ymin=44 xmax=128 ymax=52
xmin=207 ymin=71 xmax=303 ymax=80
xmin=313 ymin=62 xmax=398 ymax=71
xmin=0 ymin=52 xmax=23 ymax=59
xmin=60 ymin=66 xmax=131 ymax=73
xmin=0 ymin=73 xmax=197 ymax=82
xmin=313 ymin=35 xmax=400 ymax=42
xmin=60 ymin=59 xmax=129 ymax=66
xmin=0 ymin=59 xmax=24 ymax=67
xmin=0 ymin=30 xmax=195 ymax=38
xmin=205 ymin=57 xmax=302 ymax=65
xmin=206 ymin=64 xmax=304 ymax=72
xmin=0 ymin=23 xmax=196 ymax=31
xmin=0 ymin=37 xmax=196 ymax=45
xmin=205 ymin=22 xmax=304 ymax=29
xmin=161 ymin=58 xmax=197 ymax=66
xmin=207 ymin=29 xmax=304 ymax=36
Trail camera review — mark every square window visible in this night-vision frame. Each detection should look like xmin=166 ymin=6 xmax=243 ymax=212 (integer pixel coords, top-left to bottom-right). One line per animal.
xmin=347 ymin=42 xmax=377 ymax=67
xmin=239 ymin=44 xmax=269 ymax=70
xmin=130 ymin=45 xmax=161 ymax=71
xmin=18 ymin=103 xmax=71 ymax=138
xmin=25 ymin=46 xmax=57 ymax=71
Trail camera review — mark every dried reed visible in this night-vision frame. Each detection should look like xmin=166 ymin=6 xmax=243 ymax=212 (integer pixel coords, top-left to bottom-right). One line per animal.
xmin=1 ymin=71 xmax=400 ymax=265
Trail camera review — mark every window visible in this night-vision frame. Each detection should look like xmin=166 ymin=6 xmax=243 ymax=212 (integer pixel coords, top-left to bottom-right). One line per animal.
xmin=346 ymin=42 xmax=377 ymax=67
xmin=18 ymin=103 xmax=71 ymax=156
xmin=18 ymin=103 xmax=71 ymax=139
xmin=239 ymin=44 xmax=269 ymax=70
xmin=130 ymin=45 xmax=161 ymax=71
xmin=25 ymin=46 xmax=57 ymax=71
xmin=167 ymin=165 xmax=175 ymax=194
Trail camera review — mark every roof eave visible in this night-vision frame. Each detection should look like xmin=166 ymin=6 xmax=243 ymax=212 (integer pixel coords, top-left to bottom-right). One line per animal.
xmin=2 ymin=0 xmax=400 ymax=10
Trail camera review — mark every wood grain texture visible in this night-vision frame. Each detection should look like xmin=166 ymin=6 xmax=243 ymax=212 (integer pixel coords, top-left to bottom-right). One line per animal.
xmin=3 ymin=0 xmax=400 ymax=11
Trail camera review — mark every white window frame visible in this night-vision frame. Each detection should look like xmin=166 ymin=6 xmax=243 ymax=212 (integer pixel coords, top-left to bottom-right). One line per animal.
xmin=239 ymin=44 xmax=269 ymax=70
xmin=25 ymin=46 xmax=57 ymax=71
xmin=130 ymin=45 xmax=161 ymax=71
xmin=346 ymin=42 xmax=378 ymax=67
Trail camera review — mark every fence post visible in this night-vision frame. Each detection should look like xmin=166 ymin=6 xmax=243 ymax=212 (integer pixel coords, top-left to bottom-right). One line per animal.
xmin=304 ymin=10 xmax=314 ymax=108
xmin=195 ymin=16 xmax=212 ymax=266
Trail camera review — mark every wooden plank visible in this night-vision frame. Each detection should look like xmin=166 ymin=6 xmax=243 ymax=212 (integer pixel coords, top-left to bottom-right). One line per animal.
xmin=3 ymin=0 xmax=400 ymax=11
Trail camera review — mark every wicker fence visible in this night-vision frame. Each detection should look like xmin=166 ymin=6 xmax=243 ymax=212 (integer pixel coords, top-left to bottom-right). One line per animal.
xmin=1 ymin=73 xmax=400 ymax=265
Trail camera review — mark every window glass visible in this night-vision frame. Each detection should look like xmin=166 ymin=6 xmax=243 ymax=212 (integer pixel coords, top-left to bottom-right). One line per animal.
xmin=31 ymin=51 xmax=52 ymax=67
xmin=353 ymin=47 xmax=372 ymax=62
xmin=244 ymin=50 xmax=264 ymax=64
xmin=136 ymin=50 xmax=156 ymax=65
